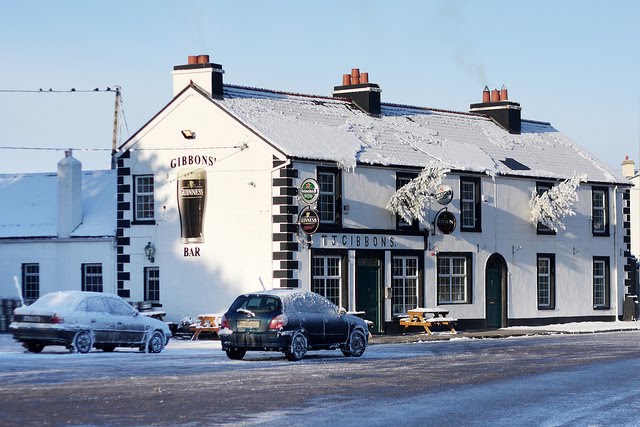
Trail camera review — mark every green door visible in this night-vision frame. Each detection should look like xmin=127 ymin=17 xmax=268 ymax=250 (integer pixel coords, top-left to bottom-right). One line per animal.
xmin=356 ymin=257 xmax=381 ymax=333
xmin=485 ymin=255 xmax=505 ymax=329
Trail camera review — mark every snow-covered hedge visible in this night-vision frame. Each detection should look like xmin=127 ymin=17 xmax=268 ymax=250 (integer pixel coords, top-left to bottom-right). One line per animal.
xmin=386 ymin=164 xmax=449 ymax=224
xmin=529 ymin=173 xmax=587 ymax=232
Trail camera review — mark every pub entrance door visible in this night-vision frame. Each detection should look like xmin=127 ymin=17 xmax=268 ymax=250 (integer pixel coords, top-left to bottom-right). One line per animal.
xmin=356 ymin=255 xmax=382 ymax=333
xmin=485 ymin=253 xmax=507 ymax=329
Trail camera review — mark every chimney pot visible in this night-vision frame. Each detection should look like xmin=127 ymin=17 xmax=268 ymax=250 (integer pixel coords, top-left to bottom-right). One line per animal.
xmin=188 ymin=55 xmax=198 ymax=65
xmin=351 ymin=68 xmax=360 ymax=85
xmin=65 ymin=149 xmax=72 ymax=158
xmin=360 ymin=72 xmax=369 ymax=84
xmin=500 ymin=85 xmax=508 ymax=101
xmin=342 ymin=74 xmax=352 ymax=86
xmin=197 ymin=55 xmax=209 ymax=64
xmin=490 ymin=89 xmax=500 ymax=102
xmin=482 ymin=86 xmax=490 ymax=103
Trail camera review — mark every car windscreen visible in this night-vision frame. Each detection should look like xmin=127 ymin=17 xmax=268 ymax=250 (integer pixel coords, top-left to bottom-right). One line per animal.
xmin=29 ymin=293 xmax=80 ymax=312
xmin=229 ymin=295 xmax=281 ymax=313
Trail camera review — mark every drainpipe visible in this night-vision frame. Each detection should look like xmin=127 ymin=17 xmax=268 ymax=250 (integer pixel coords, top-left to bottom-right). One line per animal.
xmin=613 ymin=185 xmax=619 ymax=319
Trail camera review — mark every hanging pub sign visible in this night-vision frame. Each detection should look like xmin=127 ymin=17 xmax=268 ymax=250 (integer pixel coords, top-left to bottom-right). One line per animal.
xmin=299 ymin=208 xmax=320 ymax=235
xmin=435 ymin=183 xmax=453 ymax=206
xmin=299 ymin=178 xmax=320 ymax=205
xmin=436 ymin=210 xmax=456 ymax=234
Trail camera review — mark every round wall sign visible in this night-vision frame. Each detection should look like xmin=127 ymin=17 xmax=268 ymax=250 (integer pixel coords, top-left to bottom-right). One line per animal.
xmin=299 ymin=208 xmax=320 ymax=235
xmin=436 ymin=210 xmax=456 ymax=234
xmin=435 ymin=183 xmax=453 ymax=205
xmin=300 ymin=178 xmax=320 ymax=205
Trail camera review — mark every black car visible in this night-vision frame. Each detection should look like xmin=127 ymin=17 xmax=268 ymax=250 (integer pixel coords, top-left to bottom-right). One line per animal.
xmin=10 ymin=291 xmax=172 ymax=353
xmin=219 ymin=289 xmax=369 ymax=361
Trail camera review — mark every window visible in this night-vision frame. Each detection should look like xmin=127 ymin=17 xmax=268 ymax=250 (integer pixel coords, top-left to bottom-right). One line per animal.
xmin=312 ymin=255 xmax=342 ymax=306
xmin=134 ymin=175 xmax=155 ymax=221
xmin=460 ymin=177 xmax=481 ymax=231
xmin=317 ymin=168 xmax=341 ymax=226
xmin=396 ymin=173 xmax=419 ymax=230
xmin=592 ymin=187 xmax=609 ymax=236
xmin=437 ymin=253 xmax=472 ymax=304
xmin=144 ymin=267 xmax=160 ymax=303
xmin=392 ymin=256 xmax=419 ymax=315
xmin=537 ymin=254 xmax=555 ymax=309
xmin=593 ymin=257 xmax=610 ymax=309
xmin=21 ymin=263 xmax=39 ymax=303
xmin=81 ymin=263 xmax=103 ymax=292
xmin=536 ymin=182 xmax=556 ymax=235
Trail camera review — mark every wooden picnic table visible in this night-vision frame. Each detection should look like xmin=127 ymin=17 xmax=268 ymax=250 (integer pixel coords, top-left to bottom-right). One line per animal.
xmin=399 ymin=308 xmax=457 ymax=335
xmin=189 ymin=313 xmax=221 ymax=340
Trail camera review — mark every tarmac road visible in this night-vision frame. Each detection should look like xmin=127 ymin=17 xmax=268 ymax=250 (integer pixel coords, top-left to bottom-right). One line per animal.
xmin=1 ymin=331 xmax=640 ymax=426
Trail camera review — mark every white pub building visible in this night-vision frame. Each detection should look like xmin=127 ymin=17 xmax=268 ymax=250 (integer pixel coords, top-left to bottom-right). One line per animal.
xmin=1 ymin=55 xmax=633 ymax=332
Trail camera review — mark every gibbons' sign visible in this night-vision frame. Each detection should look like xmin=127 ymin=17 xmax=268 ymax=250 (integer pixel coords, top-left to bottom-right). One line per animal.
xmin=298 ymin=209 xmax=320 ymax=235
xmin=312 ymin=233 xmax=424 ymax=250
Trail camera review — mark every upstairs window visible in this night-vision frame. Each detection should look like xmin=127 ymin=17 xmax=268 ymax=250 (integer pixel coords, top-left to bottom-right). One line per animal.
xmin=134 ymin=175 xmax=155 ymax=222
xmin=396 ymin=173 xmax=419 ymax=230
xmin=592 ymin=187 xmax=609 ymax=236
xmin=317 ymin=168 xmax=341 ymax=226
xmin=535 ymin=182 xmax=556 ymax=235
xmin=460 ymin=176 xmax=481 ymax=232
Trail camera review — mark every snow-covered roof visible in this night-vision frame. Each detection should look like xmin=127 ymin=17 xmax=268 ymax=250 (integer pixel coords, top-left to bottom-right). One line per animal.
xmin=0 ymin=170 xmax=116 ymax=239
xmin=216 ymin=85 xmax=625 ymax=184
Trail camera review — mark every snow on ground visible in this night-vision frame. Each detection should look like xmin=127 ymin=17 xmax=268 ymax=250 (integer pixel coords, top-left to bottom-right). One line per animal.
xmin=503 ymin=320 xmax=640 ymax=333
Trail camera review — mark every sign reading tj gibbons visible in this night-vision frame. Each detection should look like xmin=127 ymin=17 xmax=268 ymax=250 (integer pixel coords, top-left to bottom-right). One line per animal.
xmin=299 ymin=178 xmax=319 ymax=205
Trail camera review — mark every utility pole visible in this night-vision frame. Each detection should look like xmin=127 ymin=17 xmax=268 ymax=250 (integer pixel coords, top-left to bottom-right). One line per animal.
xmin=111 ymin=86 xmax=121 ymax=170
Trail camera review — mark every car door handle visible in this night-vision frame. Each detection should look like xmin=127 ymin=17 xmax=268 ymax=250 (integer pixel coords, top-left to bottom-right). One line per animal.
xmin=90 ymin=319 xmax=97 ymax=323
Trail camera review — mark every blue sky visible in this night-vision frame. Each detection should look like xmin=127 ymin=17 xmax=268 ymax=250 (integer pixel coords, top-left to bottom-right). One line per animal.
xmin=1 ymin=0 xmax=639 ymax=174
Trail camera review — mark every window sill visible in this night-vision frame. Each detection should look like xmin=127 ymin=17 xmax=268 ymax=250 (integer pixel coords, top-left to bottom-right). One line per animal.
xmin=132 ymin=220 xmax=156 ymax=225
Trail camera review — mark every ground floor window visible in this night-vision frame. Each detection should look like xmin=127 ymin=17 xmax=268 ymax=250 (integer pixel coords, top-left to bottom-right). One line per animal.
xmin=537 ymin=254 xmax=555 ymax=309
xmin=593 ymin=257 xmax=610 ymax=309
xmin=144 ymin=267 xmax=160 ymax=303
xmin=392 ymin=256 xmax=419 ymax=315
xmin=437 ymin=253 xmax=472 ymax=304
xmin=312 ymin=255 xmax=342 ymax=306
xmin=21 ymin=263 xmax=39 ymax=303
xmin=81 ymin=263 xmax=103 ymax=292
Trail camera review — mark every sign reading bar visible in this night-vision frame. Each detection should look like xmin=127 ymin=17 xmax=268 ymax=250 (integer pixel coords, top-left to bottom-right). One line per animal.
xmin=311 ymin=233 xmax=425 ymax=251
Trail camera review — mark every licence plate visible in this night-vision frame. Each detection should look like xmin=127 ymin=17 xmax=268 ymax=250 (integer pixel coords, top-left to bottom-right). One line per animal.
xmin=237 ymin=319 xmax=260 ymax=329
xmin=22 ymin=315 xmax=42 ymax=322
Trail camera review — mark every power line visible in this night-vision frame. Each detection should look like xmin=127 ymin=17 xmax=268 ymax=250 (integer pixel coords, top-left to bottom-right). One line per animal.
xmin=0 ymin=145 xmax=248 ymax=152
xmin=0 ymin=87 xmax=120 ymax=93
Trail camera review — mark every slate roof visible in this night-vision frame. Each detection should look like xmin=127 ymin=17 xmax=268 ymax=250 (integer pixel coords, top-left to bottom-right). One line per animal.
xmin=214 ymin=84 xmax=625 ymax=185
xmin=0 ymin=170 xmax=116 ymax=239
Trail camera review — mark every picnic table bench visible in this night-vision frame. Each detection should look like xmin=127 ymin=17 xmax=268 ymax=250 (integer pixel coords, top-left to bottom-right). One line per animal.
xmin=399 ymin=308 xmax=457 ymax=335
xmin=189 ymin=313 xmax=221 ymax=340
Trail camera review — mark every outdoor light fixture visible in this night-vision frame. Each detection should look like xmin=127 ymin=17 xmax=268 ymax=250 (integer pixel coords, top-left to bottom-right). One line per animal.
xmin=144 ymin=242 xmax=156 ymax=263
xmin=181 ymin=130 xmax=196 ymax=139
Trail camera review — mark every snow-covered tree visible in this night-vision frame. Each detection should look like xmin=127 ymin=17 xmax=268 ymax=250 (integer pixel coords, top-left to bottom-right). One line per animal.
xmin=386 ymin=164 xmax=449 ymax=224
xmin=529 ymin=173 xmax=587 ymax=232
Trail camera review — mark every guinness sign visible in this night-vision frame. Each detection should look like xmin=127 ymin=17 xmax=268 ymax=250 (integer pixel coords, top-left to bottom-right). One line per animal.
xmin=436 ymin=210 xmax=456 ymax=235
xmin=299 ymin=208 xmax=320 ymax=235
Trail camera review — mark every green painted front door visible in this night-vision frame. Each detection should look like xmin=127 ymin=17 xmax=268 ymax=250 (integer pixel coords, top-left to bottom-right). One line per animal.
xmin=486 ymin=260 xmax=503 ymax=329
xmin=356 ymin=257 xmax=381 ymax=333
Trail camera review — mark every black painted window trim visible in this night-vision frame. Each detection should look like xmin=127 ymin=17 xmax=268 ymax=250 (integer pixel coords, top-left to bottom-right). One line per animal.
xmin=316 ymin=166 xmax=342 ymax=228
xmin=536 ymin=253 xmax=555 ymax=310
xmin=535 ymin=182 xmax=556 ymax=235
xmin=591 ymin=186 xmax=610 ymax=237
xmin=460 ymin=176 xmax=482 ymax=232
xmin=436 ymin=251 xmax=473 ymax=305
xmin=395 ymin=172 xmax=420 ymax=231
xmin=592 ymin=256 xmax=610 ymax=309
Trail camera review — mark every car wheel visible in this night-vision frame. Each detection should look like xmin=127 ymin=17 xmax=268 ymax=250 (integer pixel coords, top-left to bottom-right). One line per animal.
xmin=146 ymin=331 xmax=165 ymax=354
xmin=72 ymin=331 xmax=94 ymax=354
xmin=285 ymin=331 xmax=308 ymax=361
xmin=225 ymin=348 xmax=247 ymax=360
xmin=342 ymin=328 xmax=367 ymax=357
xmin=24 ymin=342 xmax=45 ymax=353
xmin=98 ymin=345 xmax=116 ymax=352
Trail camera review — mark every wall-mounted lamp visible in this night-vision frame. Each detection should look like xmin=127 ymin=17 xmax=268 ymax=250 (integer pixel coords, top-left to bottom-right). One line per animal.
xmin=572 ymin=247 xmax=581 ymax=256
xmin=181 ymin=130 xmax=196 ymax=139
xmin=144 ymin=242 xmax=156 ymax=263
xmin=512 ymin=245 xmax=522 ymax=255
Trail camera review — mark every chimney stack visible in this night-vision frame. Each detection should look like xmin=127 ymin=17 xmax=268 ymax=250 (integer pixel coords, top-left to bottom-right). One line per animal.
xmin=622 ymin=155 xmax=636 ymax=178
xmin=172 ymin=54 xmax=224 ymax=98
xmin=57 ymin=150 xmax=82 ymax=238
xmin=469 ymin=84 xmax=521 ymax=134
xmin=332 ymin=68 xmax=381 ymax=116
